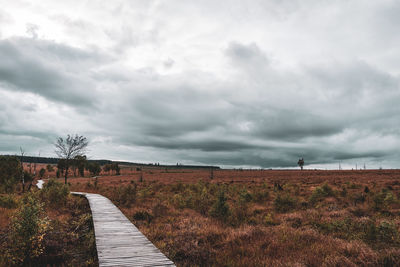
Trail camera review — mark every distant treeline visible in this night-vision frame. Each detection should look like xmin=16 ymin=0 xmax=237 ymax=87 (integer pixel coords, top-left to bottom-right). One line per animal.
xmin=1 ymin=155 xmax=220 ymax=169
xmin=2 ymin=155 xmax=112 ymax=165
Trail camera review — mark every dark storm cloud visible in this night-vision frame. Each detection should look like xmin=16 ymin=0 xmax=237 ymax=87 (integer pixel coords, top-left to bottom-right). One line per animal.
xmin=136 ymin=139 xmax=264 ymax=152
xmin=1 ymin=0 xmax=400 ymax=168
xmin=0 ymin=128 xmax=54 ymax=141
xmin=193 ymin=153 xmax=295 ymax=168
xmin=92 ymin=50 xmax=400 ymax=168
xmin=0 ymin=37 xmax=106 ymax=106
xmin=243 ymin=108 xmax=343 ymax=140
xmin=226 ymin=42 xmax=269 ymax=66
xmin=332 ymin=151 xmax=388 ymax=161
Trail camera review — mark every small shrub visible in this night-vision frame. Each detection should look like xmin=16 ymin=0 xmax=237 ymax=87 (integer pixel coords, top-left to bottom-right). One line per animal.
xmin=379 ymin=250 xmax=400 ymax=267
xmin=0 ymin=194 xmax=18 ymax=209
xmin=378 ymin=221 xmax=399 ymax=243
xmin=152 ymin=202 xmax=168 ymax=218
xmin=309 ymin=183 xmax=334 ymax=204
xmin=253 ymin=188 xmax=269 ymax=203
xmin=133 ymin=210 xmax=153 ymax=223
xmin=112 ymin=184 xmax=137 ymax=207
xmin=352 ymin=193 xmax=366 ymax=205
xmin=209 ymin=190 xmax=230 ymax=222
xmin=341 ymin=186 xmax=347 ymax=197
xmin=372 ymin=190 xmax=397 ymax=211
xmin=39 ymin=168 xmax=46 ymax=178
xmin=0 ymin=156 xmax=21 ymax=193
xmin=264 ymin=212 xmax=279 ymax=226
xmin=274 ymin=193 xmax=297 ymax=212
xmin=171 ymin=182 xmax=185 ymax=193
xmin=5 ymin=194 xmax=51 ymax=265
xmin=40 ymin=178 xmax=69 ymax=207
xmin=348 ymin=182 xmax=361 ymax=189
xmin=229 ymin=201 xmax=249 ymax=226
xmin=349 ymin=207 xmax=368 ymax=217
xmin=46 ymin=164 xmax=54 ymax=172
xmin=172 ymin=193 xmax=187 ymax=209
xmin=239 ymin=188 xmax=252 ymax=203
xmin=193 ymin=187 xmax=213 ymax=215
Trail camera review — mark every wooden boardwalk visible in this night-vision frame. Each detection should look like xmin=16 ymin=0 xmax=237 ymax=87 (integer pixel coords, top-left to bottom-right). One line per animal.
xmin=72 ymin=192 xmax=175 ymax=267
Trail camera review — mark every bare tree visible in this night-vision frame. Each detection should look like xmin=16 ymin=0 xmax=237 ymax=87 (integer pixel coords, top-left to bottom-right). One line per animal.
xmin=298 ymin=158 xmax=304 ymax=170
xmin=55 ymin=134 xmax=88 ymax=184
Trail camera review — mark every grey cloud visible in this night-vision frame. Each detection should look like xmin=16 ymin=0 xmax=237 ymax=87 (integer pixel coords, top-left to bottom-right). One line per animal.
xmin=332 ymin=151 xmax=388 ymax=161
xmin=26 ymin=23 xmax=39 ymax=39
xmin=136 ymin=138 xmax=264 ymax=152
xmin=225 ymin=42 xmax=270 ymax=74
xmin=163 ymin=58 xmax=175 ymax=69
xmin=2 ymin=1 xmax=400 ymax=169
xmin=245 ymin=108 xmax=344 ymax=140
xmin=0 ymin=37 xmax=106 ymax=106
xmin=90 ymin=50 xmax=400 ymax=168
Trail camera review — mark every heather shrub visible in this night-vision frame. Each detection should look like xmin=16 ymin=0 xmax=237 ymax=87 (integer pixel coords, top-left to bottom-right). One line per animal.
xmin=171 ymin=193 xmax=187 ymax=209
xmin=39 ymin=168 xmax=46 ymax=178
xmin=133 ymin=210 xmax=153 ymax=223
xmin=274 ymin=193 xmax=297 ymax=212
xmin=229 ymin=200 xmax=249 ymax=226
xmin=309 ymin=183 xmax=334 ymax=204
xmin=171 ymin=182 xmax=185 ymax=193
xmin=379 ymin=250 xmax=400 ymax=267
xmin=239 ymin=188 xmax=252 ymax=203
xmin=120 ymin=184 xmax=137 ymax=207
xmin=377 ymin=221 xmax=399 ymax=243
xmin=226 ymin=188 xmax=253 ymax=226
xmin=352 ymin=193 xmax=366 ymax=205
xmin=138 ymin=186 xmax=152 ymax=199
xmin=112 ymin=184 xmax=137 ymax=207
xmin=0 ymin=194 xmax=18 ymax=209
xmin=0 ymin=156 xmax=21 ymax=193
xmin=5 ymin=194 xmax=51 ymax=266
xmin=264 ymin=212 xmax=279 ymax=226
xmin=372 ymin=190 xmax=397 ymax=211
xmin=253 ymin=186 xmax=269 ymax=203
xmin=347 ymin=182 xmax=362 ymax=189
xmin=340 ymin=186 xmax=347 ymax=197
xmin=361 ymin=220 xmax=399 ymax=244
xmin=152 ymin=202 xmax=168 ymax=218
xmin=209 ymin=190 xmax=230 ymax=222
xmin=314 ymin=217 xmax=400 ymax=245
xmin=192 ymin=187 xmax=213 ymax=215
xmin=40 ymin=178 xmax=69 ymax=207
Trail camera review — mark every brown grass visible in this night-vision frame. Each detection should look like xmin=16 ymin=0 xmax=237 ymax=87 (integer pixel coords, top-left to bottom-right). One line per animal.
xmin=0 ymin=189 xmax=98 ymax=266
xmin=63 ymin=168 xmax=400 ymax=266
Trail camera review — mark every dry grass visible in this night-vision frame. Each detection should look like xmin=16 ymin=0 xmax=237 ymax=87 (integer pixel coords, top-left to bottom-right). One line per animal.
xmin=64 ymin=168 xmax=400 ymax=266
xmin=0 ymin=189 xmax=98 ymax=266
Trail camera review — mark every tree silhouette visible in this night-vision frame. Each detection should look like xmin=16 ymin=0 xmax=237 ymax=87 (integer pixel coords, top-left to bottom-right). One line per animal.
xmin=298 ymin=158 xmax=304 ymax=170
xmin=54 ymin=134 xmax=88 ymax=184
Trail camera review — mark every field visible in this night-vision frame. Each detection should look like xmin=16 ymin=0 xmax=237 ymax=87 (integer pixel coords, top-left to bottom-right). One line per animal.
xmin=0 ymin=176 xmax=98 ymax=266
xmin=62 ymin=167 xmax=400 ymax=266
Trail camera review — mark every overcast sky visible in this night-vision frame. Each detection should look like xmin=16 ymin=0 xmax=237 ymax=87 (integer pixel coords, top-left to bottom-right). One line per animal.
xmin=1 ymin=0 xmax=400 ymax=169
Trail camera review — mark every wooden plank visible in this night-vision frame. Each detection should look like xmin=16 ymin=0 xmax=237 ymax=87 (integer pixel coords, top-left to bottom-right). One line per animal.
xmin=72 ymin=192 xmax=175 ymax=267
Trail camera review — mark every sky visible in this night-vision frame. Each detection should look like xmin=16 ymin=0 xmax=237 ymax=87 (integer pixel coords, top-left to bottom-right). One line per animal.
xmin=0 ymin=0 xmax=400 ymax=169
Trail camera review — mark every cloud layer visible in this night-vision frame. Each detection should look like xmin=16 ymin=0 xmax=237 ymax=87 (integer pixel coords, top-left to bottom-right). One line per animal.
xmin=1 ymin=0 xmax=400 ymax=169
